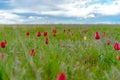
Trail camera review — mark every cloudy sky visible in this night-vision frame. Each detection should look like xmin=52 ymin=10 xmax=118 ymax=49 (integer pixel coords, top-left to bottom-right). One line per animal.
xmin=0 ymin=0 xmax=120 ymax=24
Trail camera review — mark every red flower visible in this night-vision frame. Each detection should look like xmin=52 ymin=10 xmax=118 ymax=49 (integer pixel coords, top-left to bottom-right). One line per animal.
xmin=53 ymin=29 xmax=56 ymax=33
xmin=95 ymin=32 xmax=100 ymax=40
xmin=57 ymin=72 xmax=66 ymax=80
xmin=45 ymin=38 xmax=49 ymax=44
xmin=114 ymin=42 xmax=120 ymax=50
xmin=37 ymin=32 xmax=41 ymax=37
xmin=26 ymin=32 xmax=30 ymax=36
xmin=0 ymin=41 xmax=6 ymax=48
xmin=53 ymin=33 xmax=56 ymax=37
xmin=44 ymin=32 xmax=48 ymax=36
xmin=30 ymin=49 xmax=35 ymax=56
xmin=107 ymin=39 xmax=110 ymax=45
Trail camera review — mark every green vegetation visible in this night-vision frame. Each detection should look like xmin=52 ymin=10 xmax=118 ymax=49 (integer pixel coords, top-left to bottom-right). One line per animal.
xmin=0 ymin=24 xmax=120 ymax=80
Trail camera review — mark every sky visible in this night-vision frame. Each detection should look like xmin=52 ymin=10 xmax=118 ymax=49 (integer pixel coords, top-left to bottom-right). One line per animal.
xmin=0 ymin=0 xmax=120 ymax=24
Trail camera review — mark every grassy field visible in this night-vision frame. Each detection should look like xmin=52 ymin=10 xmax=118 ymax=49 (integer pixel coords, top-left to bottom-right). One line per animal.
xmin=0 ymin=24 xmax=120 ymax=80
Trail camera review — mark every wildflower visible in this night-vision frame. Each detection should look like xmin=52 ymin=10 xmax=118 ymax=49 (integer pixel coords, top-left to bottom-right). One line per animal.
xmin=45 ymin=38 xmax=49 ymax=44
xmin=95 ymin=32 xmax=100 ymax=40
xmin=114 ymin=42 xmax=120 ymax=50
xmin=30 ymin=49 xmax=35 ymax=56
xmin=0 ymin=41 xmax=6 ymax=48
xmin=53 ymin=33 xmax=56 ymax=37
xmin=26 ymin=32 xmax=30 ymax=36
xmin=84 ymin=36 xmax=87 ymax=41
xmin=37 ymin=32 xmax=41 ymax=37
xmin=57 ymin=72 xmax=66 ymax=80
xmin=53 ymin=29 xmax=57 ymax=33
xmin=107 ymin=39 xmax=110 ymax=45
xmin=44 ymin=31 xmax=48 ymax=36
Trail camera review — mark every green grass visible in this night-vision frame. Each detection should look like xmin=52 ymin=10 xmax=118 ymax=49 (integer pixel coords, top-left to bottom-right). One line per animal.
xmin=0 ymin=24 xmax=120 ymax=80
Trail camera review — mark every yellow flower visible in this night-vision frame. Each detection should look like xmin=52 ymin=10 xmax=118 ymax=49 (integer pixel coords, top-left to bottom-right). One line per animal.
xmin=84 ymin=36 xmax=87 ymax=41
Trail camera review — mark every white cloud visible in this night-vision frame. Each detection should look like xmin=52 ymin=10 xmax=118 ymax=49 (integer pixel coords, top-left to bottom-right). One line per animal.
xmin=93 ymin=0 xmax=120 ymax=15
xmin=40 ymin=3 xmax=95 ymax=18
xmin=0 ymin=11 xmax=20 ymax=19
xmin=0 ymin=10 xmax=22 ymax=24
xmin=0 ymin=0 xmax=120 ymax=24
xmin=0 ymin=10 xmax=46 ymax=24
xmin=9 ymin=0 xmax=120 ymax=18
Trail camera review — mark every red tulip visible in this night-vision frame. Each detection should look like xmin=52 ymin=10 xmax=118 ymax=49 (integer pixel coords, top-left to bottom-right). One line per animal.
xmin=0 ymin=41 xmax=6 ymax=48
xmin=53 ymin=29 xmax=56 ymax=33
xmin=57 ymin=72 xmax=66 ymax=80
xmin=37 ymin=32 xmax=41 ymax=37
xmin=117 ymin=55 xmax=120 ymax=60
xmin=30 ymin=49 xmax=35 ymax=56
xmin=53 ymin=33 xmax=56 ymax=37
xmin=44 ymin=32 xmax=48 ymax=36
xmin=114 ymin=42 xmax=120 ymax=50
xmin=45 ymin=38 xmax=49 ymax=44
xmin=107 ymin=39 xmax=110 ymax=45
xmin=26 ymin=32 xmax=30 ymax=36
xmin=95 ymin=32 xmax=100 ymax=40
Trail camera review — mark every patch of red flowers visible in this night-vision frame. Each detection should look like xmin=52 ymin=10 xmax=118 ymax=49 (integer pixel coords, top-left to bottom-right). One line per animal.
xmin=95 ymin=32 xmax=100 ymax=40
xmin=30 ymin=49 xmax=35 ymax=56
xmin=37 ymin=32 xmax=41 ymax=37
xmin=114 ymin=42 xmax=120 ymax=50
xmin=56 ymin=72 xmax=66 ymax=80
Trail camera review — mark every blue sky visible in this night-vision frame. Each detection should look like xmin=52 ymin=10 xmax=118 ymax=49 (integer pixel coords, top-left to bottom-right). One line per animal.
xmin=0 ymin=0 xmax=120 ymax=24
